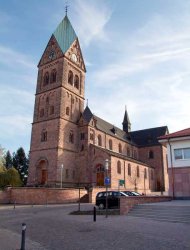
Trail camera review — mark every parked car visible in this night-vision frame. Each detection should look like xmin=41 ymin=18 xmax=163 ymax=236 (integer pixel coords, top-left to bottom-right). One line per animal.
xmin=131 ymin=191 xmax=141 ymax=196
xmin=123 ymin=191 xmax=141 ymax=196
xmin=96 ymin=191 xmax=129 ymax=209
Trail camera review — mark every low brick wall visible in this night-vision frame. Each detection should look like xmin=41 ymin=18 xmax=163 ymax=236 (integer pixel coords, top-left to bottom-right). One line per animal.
xmin=0 ymin=187 xmax=88 ymax=205
xmin=120 ymin=196 xmax=173 ymax=215
xmin=0 ymin=189 xmax=11 ymax=204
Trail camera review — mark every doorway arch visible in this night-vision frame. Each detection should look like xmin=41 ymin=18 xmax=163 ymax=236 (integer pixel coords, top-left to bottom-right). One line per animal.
xmin=36 ymin=159 xmax=48 ymax=185
xmin=96 ymin=164 xmax=105 ymax=186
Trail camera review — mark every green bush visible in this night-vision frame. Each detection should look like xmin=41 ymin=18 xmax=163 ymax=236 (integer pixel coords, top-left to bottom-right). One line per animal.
xmin=0 ymin=167 xmax=22 ymax=188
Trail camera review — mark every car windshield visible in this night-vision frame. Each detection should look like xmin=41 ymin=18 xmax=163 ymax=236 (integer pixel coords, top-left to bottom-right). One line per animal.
xmin=124 ymin=191 xmax=135 ymax=196
xmin=120 ymin=192 xmax=128 ymax=196
xmin=132 ymin=191 xmax=141 ymax=196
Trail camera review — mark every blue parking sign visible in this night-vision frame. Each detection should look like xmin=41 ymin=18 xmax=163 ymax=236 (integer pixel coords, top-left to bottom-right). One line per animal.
xmin=104 ymin=177 xmax=110 ymax=185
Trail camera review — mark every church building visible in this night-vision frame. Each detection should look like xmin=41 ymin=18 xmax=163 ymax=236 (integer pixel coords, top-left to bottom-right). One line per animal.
xmin=27 ymin=15 xmax=169 ymax=194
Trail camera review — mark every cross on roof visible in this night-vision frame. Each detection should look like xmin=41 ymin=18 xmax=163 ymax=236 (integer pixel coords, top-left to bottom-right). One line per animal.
xmin=65 ymin=1 xmax=69 ymax=16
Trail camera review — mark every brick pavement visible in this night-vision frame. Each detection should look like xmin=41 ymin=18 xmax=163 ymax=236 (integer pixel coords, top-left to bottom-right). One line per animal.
xmin=0 ymin=202 xmax=190 ymax=250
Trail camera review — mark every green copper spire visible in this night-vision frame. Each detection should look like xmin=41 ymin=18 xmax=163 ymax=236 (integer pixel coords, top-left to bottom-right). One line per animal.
xmin=53 ymin=15 xmax=77 ymax=54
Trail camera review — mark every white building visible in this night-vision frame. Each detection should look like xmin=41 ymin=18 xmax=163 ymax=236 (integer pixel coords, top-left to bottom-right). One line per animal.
xmin=159 ymin=128 xmax=190 ymax=199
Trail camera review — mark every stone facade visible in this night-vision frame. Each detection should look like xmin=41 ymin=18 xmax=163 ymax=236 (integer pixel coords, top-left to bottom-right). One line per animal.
xmin=27 ymin=15 xmax=169 ymax=194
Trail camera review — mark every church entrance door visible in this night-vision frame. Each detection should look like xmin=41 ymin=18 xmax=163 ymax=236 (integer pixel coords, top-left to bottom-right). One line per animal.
xmin=41 ymin=169 xmax=47 ymax=185
xmin=96 ymin=164 xmax=105 ymax=186
xmin=37 ymin=159 xmax=48 ymax=185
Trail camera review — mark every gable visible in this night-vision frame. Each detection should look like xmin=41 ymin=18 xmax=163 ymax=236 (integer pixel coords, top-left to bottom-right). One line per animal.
xmin=38 ymin=35 xmax=63 ymax=67
xmin=65 ymin=39 xmax=86 ymax=72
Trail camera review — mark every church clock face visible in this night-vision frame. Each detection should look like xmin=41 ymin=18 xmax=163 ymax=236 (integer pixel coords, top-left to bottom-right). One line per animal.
xmin=71 ymin=53 xmax=77 ymax=63
xmin=49 ymin=50 xmax=55 ymax=60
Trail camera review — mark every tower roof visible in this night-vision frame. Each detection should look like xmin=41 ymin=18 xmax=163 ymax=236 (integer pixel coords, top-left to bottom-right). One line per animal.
xmin=82 ymin=106 xmax=93 ymax=123
xmin=53 ymin=15 xmax=77 ymax=54
xmin=122 ymin=108 xmax=131 ymax=126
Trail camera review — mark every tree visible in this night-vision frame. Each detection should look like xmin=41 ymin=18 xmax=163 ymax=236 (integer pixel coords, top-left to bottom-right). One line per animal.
xmin=13 ymin=147 xmax=29 ymax=185
xmin=7 ymin=168 xmax=23 ymax=187
xmin=0 ymin=167 xmax=22 ymax=188
xmin=0 ymin=145 xmax=5 ymax=167
xmin=128 ymin=168 xmax=141 ymax=192
xmin=5 ymin=150 xmax=13 ymax=169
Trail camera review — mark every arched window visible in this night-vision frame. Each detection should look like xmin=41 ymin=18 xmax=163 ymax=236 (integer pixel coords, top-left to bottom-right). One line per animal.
xmin=68 ymin=70 xmax=73 ymax=85
xmin=41 ymin=130 xmax=47 ymax=142
xmin=74 ymin=75 xmax=79 ymax=89
xmin=69 ymin=131 xmax=74 ymax=143
xmin=49 ymin=105 xmax=54 ymax=115
xmin=151 ymin=170 xmax=154 ymax=180
xmin=134 ymin=150 xmax=137 ymax=159
xmin=66 ymin=107 xmax=70 ymax=116
xmin=50 ymin=69 xmax=57 ymax=83
xmin=43 ymin=72 xmax=49 ymax=86
xmin=72 ymin=170 xmax=75 ymax=179
xmin=137 ymin=165 xmax=140 ymax=178
xmin=118 ymin=143 xmax=122 ymax=153
xmin=128 ymin=164 xmax=131 ymax=176
xmin=127 ymin=147 xmax=130 ymax=157
xmin=40 ymin=108 xmax=44 ymax=117
xmin=98 ymin=135 xmax=102 ymax=146
xmin=117 ymin=161 xmax=121 ymax=174
xmin=66 ymin=169 xmax=69 ymax=179
xmin=144 ymin=168 xmax=147 ymax=179
xmin=149 ymin=150 xmax=154 ymax=159
xmin=109 ymin=139 xmax=112 ymax=150
xmin=81 ymin=145 xmax=84 ymax=151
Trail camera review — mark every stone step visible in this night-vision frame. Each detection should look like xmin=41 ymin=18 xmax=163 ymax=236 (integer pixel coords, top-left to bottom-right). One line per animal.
xmin=131 ymin=208 xmax=190 ymax=215
xmin=128 ymin=204 xmax=190 ymax=223
xmin=129 ymin=210 xmax=190 ymax=216
xmin=128 ymin=212 xmax=190 ymax=220
xmin=135 ymin=205 xmax=190 ymax=209
xmin=132 ymin=206 xmax=190 ymax=212
xmin=128 ymin=214 xmax=190 ymax=224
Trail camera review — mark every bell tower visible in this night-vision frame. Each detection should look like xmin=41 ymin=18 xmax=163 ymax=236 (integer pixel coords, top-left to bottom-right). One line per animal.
xmin=28 ymin=15 xmax=86 ymax=186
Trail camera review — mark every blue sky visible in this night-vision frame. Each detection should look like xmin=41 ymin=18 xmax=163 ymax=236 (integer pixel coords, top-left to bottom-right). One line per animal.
xmin=1 ymin=0 xmax=190 ymax=153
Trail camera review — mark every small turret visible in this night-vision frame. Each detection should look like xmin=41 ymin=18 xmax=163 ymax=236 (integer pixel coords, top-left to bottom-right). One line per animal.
xmin=122 ymin=106 xmax=131 ymax=133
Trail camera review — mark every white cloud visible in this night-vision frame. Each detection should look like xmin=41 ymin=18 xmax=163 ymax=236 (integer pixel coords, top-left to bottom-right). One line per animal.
xmin=73 ymin=0 xmax=112 ymax=46
xmin=86 ymin=11 xmax=190 ymax=133
xmin=0 ymin=45 xmax=36 ymax=70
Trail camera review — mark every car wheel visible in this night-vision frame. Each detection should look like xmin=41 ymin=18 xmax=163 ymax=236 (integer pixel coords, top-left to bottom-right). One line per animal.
xmin=99 ymin=203 xmax=105 ymax=210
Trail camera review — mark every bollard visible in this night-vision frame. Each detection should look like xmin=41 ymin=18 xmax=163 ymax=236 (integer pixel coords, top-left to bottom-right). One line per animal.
xmin=20 ymin=223 xmax=26 ymax=250
xmin=93 ymin=206 xmax=96 ymax=222
xmin=14 ymin=201 xmax=16 ymax=209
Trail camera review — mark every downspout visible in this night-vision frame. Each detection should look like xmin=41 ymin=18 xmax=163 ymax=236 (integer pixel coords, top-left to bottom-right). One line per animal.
xmin=160 ymin=145 xmax=165 ymax=194
xmin=168 ymin=139 xmax=175 ymax=199
xmin=124 ymin=160 xmax=126 ymax=188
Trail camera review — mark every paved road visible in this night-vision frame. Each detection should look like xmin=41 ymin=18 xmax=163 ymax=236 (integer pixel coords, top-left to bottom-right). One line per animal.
xmin=0 ymin=201 xmax=190 ymax=250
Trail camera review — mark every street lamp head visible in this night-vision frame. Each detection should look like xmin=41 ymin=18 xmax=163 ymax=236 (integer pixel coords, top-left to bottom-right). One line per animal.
xmin=105 ymin=159 xmax=109 ymax=170
xmin=61 ymin=164 xmax=64 ymax=169
xmin=22 ymin=223 xmax=26 ymax=231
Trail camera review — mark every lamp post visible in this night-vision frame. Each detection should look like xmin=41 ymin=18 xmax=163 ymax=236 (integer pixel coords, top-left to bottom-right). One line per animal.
xmin=60 ymin=164 xmax=64 ymax=189
xmin=105 ymin=159 xmax=109 ymax=218
xmin=144 ymin=169 xmax=146 ymax=195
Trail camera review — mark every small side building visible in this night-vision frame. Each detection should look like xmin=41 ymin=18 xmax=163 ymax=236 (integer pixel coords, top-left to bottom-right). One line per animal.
xmin=159 ymin=128 xmax=190 ymax=199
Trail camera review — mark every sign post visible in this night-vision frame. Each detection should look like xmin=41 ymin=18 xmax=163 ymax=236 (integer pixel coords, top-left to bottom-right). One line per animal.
xmin=105 ymin=159 xmax=109 ymax=218
xmin=119 ymin=179 xmax=125 ymax=186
